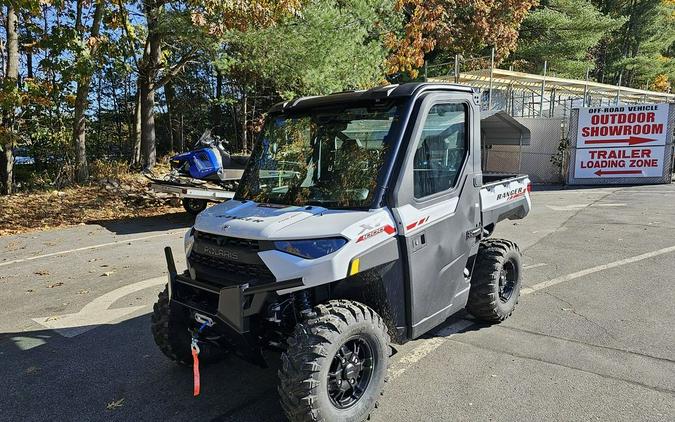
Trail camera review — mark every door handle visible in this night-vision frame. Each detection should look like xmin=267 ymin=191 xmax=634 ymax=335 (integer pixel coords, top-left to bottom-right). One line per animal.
xmin=466 ymin=226 xmax=482 ymax=239
xmin=411 ymin=232 xmax=426 ymax=252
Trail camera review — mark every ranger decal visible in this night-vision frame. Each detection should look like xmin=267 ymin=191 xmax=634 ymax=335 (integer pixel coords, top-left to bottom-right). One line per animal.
xmin=496 ymin=187 xmax=525 ymax=201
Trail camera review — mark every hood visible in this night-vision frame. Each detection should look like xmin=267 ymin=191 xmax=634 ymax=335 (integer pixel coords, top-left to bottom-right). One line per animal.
xmin=194 ymin=200 xmax=380 ymax=241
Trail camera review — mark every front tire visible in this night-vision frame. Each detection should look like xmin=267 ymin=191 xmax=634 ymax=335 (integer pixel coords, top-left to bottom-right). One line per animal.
xmin=278 ymin=300 xmax=390 ymax=422
xmin=467 ymin=239 xmax=522 ymax=323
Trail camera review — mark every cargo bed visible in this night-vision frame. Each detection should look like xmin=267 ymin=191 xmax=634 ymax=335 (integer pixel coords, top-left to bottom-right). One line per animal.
xmin=480 ymin=173 xmax=531 ymax=231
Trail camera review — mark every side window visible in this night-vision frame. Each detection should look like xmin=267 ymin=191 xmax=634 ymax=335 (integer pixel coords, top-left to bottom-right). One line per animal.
xmin=413 ymin=103 xmax=467 ymax=198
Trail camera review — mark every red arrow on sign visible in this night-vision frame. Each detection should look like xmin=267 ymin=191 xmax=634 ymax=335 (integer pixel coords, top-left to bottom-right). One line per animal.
xmin=594 ymin=169 xmax=643 ymax=176
xmin=584 ymin=136 xmax=655 ymax=146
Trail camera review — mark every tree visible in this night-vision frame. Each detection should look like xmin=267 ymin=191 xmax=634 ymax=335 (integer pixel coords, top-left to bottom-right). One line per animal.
xmin=224 ymin=0 xmax=398 ymax=99
xmin=593 ymin=0 xmax=675 ymax=89
xmin=114 ymin=0 xmax=201 ymax=168
xmin=137 ymin=0 xmax=164 ymax=169
xmin=1 ymin=4 xmax=19 ymax=195
xmin=72 ymin=0 xmax=105 ymax=182
xmin=387 ymin=0 xmax=539 ymax=78
xmin=127 ymin=0 xmax=301 ymax=169
xmin=511 ymin=0 xmax=624 ymax=77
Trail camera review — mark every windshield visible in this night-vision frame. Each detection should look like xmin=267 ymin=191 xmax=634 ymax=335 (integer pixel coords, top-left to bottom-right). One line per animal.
xmin=235 ymin=102 xmax=401 ymax=208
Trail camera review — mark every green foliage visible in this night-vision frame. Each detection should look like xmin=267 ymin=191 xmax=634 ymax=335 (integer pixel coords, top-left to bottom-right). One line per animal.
xmin=222 ymin=0 xmax=400 ymax=99
xmin=513 ymin=0 xmax=624 ymax=77
xmin=593 ymin=0 xmax=675 ymax=89
xmin=550 ymin=137 xmax=570 ymax=170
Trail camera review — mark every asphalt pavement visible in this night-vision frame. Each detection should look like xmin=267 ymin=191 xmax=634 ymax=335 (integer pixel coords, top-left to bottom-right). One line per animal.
xmin=1 ymin=184 xmax=674 ymax=421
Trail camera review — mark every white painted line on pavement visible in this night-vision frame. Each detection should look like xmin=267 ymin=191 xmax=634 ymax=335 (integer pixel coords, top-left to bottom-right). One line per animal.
xmin=523 ymin=263 xmax=547 ymax=270
xmin=546 ymin=203 xmax=625 ymax=211
xmin=390 ymin=319 xmax=474 ymax=380
xmin=389 ymin=244 xmax=675 ymax=380
xmin=0 ymin=231 xmax=184 ymax=268
xmin=546 ymin=204 xmax=589 ymax=211
xmin=520 ymin=244 xmax=675 ymax=295
xmin=31 ymin=276 xmax=167 ymax=338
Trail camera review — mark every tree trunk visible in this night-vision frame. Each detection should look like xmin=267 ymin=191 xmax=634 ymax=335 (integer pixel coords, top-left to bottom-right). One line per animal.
xmin=132 ymin=87 xmax=142 ymax=164
xmin=164 ymin=82 xmax=175 ymax=152
xmin=1 ymin=5 xmax=19 ymax=195
xmin=241 ymin=90 xmax=248 ymax=152
xmin=140 ymin=76 xmax=157 ymax=169
xmin=211 ymin=70 xmax=224 ymax=139
xmin=72 ymin=0 xmax=104 ymax=183
xmin=73 ymin=83 xmax=91 ymax=182
xmin=139 ymin=0 xmax=162 ymax=169
xmin=25 ymin=28 xmax=33 ymax=79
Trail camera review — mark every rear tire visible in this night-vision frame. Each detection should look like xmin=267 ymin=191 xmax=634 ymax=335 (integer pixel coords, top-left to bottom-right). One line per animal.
xmin=150 ymin=286 xmax=226 ymax=365
xmin=278 ymin=300 xmax=390 ymax=422
xmin=467 ymin=239 xmax=522 ymax=323
xmin=182 ymin=198 xmax=207 ymax=215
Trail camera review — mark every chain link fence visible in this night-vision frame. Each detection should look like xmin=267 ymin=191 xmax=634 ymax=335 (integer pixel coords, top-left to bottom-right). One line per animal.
xmin=484 ymin=117 xmax=565 ymax=184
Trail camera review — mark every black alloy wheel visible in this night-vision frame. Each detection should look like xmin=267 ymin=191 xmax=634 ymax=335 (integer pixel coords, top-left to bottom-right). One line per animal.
xmin=327 ymin=337 xmax=375 ymax=409
xmin=498 ymin=259 xmax=518 ymax=302
xmin=466 ymin=239 xmax=523 ymax=322
xmin=278 ymin=300 xmax=390 ymax=422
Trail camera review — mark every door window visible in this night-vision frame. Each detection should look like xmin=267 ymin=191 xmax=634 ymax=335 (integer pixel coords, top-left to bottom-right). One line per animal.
xmin=413 ymin=103 xmax=467 ymax=198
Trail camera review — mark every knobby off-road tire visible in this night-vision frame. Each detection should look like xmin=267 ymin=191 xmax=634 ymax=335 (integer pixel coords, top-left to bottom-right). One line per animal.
xmin=182 ymin=198 xmax=208 ymax=215
xmin=467 ymin=239 xmax=522 ymax=323
xmin=278 ymin=300 xmax=390 ymax=422
xmin=150 ymin=286 xmax=226 ymax=366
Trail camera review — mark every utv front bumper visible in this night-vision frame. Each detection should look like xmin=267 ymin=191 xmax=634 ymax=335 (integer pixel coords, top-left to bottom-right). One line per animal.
xmin=164 ymin=247 xmax=301 ymax=334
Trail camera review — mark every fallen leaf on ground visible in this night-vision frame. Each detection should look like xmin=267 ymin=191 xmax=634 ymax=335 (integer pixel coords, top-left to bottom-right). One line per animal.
xmin=25 ymin=366 xmax=40 ymax=375
xmin=0 ymin=170 xmax=183 ymax=236
xmin=106 ymin=398 xmax=125 ymax=410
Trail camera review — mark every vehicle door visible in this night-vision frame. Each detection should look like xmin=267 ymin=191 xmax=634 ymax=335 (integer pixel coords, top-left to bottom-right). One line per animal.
xmin=391 ymin=93 xmax=482 ymax=338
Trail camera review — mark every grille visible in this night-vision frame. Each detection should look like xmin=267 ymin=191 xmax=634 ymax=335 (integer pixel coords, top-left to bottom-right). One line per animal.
xmin=189 ymin=252 xmax=275 ymax=286
xmin=195 ymin=231 xmax=260 ymax=251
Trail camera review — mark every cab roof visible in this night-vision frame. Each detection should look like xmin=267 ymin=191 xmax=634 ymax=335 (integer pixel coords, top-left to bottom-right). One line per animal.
xmin=268 ymin=82 xmax=476 ymax=113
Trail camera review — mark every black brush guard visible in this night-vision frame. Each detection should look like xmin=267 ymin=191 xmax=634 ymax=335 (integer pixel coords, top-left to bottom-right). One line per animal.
xmin=164 ymin=247 xmax=302 ymax=367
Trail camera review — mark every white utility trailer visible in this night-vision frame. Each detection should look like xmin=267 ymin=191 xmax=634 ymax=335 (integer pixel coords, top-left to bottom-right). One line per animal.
xmin=149 ymin=182 xmax=235 ymax=215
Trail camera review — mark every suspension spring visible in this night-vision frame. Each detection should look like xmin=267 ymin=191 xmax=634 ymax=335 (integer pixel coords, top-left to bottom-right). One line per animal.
xmin=294 ymin=290 xmax=314 ymax=318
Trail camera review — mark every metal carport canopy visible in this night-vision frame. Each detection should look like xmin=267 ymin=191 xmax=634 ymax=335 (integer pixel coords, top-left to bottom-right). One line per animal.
xmin=480 ymin=110 xmax=531 ymax=146
xmin=432 ymin=69 xmax=675 ymax=103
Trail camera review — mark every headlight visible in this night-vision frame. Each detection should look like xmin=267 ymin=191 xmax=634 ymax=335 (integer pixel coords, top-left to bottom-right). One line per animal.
xmin=274 ymin=238 xmax=347 ymax=259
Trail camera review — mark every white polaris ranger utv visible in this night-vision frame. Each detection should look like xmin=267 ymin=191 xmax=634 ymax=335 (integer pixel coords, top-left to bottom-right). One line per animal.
xmin=153 ymin=83 xmax=531 ymax=421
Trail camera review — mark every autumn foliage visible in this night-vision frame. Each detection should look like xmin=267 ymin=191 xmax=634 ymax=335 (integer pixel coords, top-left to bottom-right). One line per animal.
xmin=387 ymin=0 xmax=539 ymax=77
xmin=187 ymin=0 xmax=302 ymax=35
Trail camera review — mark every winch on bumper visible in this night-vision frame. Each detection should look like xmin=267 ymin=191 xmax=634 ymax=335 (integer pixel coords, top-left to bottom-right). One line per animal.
xmin=164 ymin=247 xmax=302 ymax=363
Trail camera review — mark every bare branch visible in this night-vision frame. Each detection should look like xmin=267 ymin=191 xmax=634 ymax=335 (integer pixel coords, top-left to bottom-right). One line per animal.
xmin=154 ymin=51 xmax=198 ymax=89
xmin=116 ymin=0 xmax=141 ymax=71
